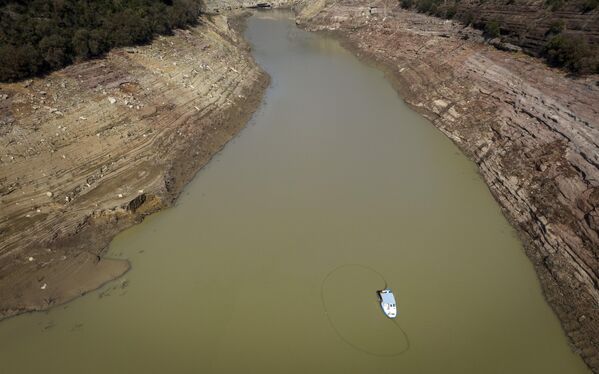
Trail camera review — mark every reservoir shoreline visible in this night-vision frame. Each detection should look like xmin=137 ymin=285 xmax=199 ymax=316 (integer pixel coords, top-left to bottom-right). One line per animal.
xmin=0 ymin=12 xmax=269 ymax=320
xmin=0 ymin=1 xmax=596 ymax=371
xmin=294 ymin=1 xmax=599 ymax=371
xmin=0 ymin=11 xmax=589 ymax=372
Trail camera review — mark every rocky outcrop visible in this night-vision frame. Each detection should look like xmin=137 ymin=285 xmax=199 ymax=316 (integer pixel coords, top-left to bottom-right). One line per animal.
xmin=203 ymin=0 xmax=297 ymax=13
xmin=0 ymin=13 xmax=268 ymax=319
xmin=297 ymin=0 xmax=599 ymax=371
xmin=450 ymin=0 xmax=599 ymax=55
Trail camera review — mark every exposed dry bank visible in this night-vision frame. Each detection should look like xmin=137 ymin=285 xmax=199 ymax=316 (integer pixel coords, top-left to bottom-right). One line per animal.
xmin=0 ymin=14 xmax=268 ymax=319
xmin=295 ymin=0 xmax=599 ymax=371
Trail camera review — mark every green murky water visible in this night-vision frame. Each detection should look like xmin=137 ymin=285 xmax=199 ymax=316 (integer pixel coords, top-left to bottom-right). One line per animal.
xmin=0 ymin=11 xmax=589 ymax=374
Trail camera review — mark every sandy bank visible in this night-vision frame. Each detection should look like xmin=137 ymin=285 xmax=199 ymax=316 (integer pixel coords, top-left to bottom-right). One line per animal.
xmin=295 ymin=0 xmax=599 ymax=371
xmin=0 ymin=13 xmax=268 ymax=319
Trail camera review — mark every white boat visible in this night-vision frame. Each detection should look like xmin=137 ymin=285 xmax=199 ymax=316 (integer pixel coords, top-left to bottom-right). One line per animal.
xmin=377 ymin=289 xmax=397 ymax=318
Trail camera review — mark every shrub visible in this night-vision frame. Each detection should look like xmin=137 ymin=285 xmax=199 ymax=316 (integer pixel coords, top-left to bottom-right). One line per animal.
xmin=546 ymin=20 xmax=565 ymax=36
xmin=484 ymin=20 xmax=501 ymax=38
xmin=39 ymin=35 xmax=70 ymax=70
xmin=88 ymin=29 xmax=110 ymax=56
xmin=545 ymin=0 xmax=565 ymax=11
xmin=72 ymin=29 xmax=91 ymax=59
xmin=544 ymin=34 xmax=599 ymax=74
xmin=416 ymin=0 xmax=435 ymax=13
xmin=414 ymin=0 xmax=444 ymax=14
xmin=445 ymin=5 xmax=458 ymax=19
xmin=581 ymin=0 xmax=598 ymax=11
xmin=460 ymin=11 xmax=476 ymax=26
xmin=401 ymin=0 xmax=413 ymax=9
xmin=0 ymin=44 xmax=40 ymax=81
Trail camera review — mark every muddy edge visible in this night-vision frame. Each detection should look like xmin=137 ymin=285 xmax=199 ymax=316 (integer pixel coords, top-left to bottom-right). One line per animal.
xmin=294 ymin=1 xmax=599 ymax=371
xmin=0 ymin=11 xmax=269 ymax=320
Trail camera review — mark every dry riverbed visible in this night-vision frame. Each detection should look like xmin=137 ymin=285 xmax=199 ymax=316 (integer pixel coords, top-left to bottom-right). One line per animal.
xmin=295 ymin=0 xmax=599 ymax=370
xmin=0 ymin=13 xmax=268 ymax=319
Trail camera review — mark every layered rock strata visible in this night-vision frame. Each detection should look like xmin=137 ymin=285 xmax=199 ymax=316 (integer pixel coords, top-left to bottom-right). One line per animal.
xmin=0 ymin=14 xmax=268 ymax=319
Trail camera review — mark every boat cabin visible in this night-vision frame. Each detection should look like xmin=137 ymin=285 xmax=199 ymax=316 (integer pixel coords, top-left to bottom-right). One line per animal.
xmin=377 ymin=289 xmax=397 ymax=318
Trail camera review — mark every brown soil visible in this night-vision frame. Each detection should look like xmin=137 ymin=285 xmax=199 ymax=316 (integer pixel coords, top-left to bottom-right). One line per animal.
xmin=296 ymin=0 xmax=599 ymax=371
xmin=0 ymin=13 xmax=269 ymax=320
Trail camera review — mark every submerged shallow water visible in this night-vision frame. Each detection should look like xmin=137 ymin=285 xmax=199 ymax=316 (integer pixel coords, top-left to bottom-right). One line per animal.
xmin=0 ymin=11 xmax=589 ymax=374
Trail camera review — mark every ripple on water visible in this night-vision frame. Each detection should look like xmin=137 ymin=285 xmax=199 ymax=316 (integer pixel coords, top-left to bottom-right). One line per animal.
xmin=321 ymin=265 xmax=409 ymax=357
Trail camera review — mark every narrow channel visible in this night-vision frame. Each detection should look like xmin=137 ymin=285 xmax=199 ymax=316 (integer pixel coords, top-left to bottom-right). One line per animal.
xmin=0 ymin=10 xmax=588 ymax=373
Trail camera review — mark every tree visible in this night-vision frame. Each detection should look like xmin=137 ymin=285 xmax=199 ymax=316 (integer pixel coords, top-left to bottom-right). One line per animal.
xmin=484 ymin=20 xmax=501 ymax=38
xmin=545 ymin=34 xmax=599 ymax=74
xmin=88 ymin=29 xmax=108 ymax=56
xmin=0 ymin=0 xmax=204 ymax=81
xmin=39 ymin=34 xmax=68 ymax=69
xmin=72 ymin=28 xmax=90 ymax=58
xmin=0 ymin=43 xmax=40 ymax=80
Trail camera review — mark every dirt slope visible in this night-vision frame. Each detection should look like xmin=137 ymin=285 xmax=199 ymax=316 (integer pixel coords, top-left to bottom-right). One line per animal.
xmin=0 ymin=14 xmax=268 ymax=319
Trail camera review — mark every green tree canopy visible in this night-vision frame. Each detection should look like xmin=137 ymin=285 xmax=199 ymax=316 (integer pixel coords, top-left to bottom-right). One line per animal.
xmin=0 ymin=0 xmax=204 ymax=81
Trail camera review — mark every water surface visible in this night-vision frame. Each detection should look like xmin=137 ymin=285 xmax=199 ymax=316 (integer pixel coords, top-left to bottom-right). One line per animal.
xmin=0 ymin=10 xmax=589 ymax=374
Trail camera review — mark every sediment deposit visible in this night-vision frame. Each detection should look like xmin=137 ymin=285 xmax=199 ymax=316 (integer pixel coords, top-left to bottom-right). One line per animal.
xmin=296 ymin=0 xmax=599 ymax=370
xmin=0 ymin=14 xmax=268 ymax=319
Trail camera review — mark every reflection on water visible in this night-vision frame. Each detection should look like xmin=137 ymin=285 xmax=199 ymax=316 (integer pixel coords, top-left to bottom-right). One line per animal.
xmin=0 ymin=10 xmax=589 ymax=374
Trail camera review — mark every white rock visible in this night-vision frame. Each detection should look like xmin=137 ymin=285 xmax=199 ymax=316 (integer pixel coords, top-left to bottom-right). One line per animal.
xmin=28 ymin=257 xmax=34 ymax=262
xmin=46 ymin=192 xmax=53 ymax=197
xmin=118 ymin=194 xmax=123 ymax=198
xmin=448 ymin=107 xmax=460 ymax=118
xmin=434 ymin=99 xmax=449 ymax=108
xmin=108 ymin=97 xmax=117 ymax=104
xmin=41 ymin=283 xmax=47 ymax=290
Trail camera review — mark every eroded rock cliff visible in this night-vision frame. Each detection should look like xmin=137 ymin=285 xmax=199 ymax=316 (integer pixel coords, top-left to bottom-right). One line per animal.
xmin=441 ymin=0 xmax=599 ymax=55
